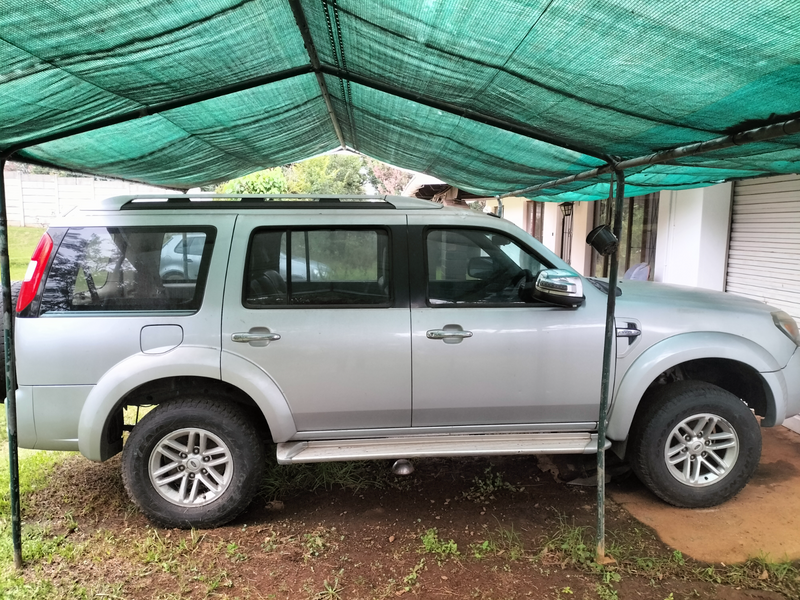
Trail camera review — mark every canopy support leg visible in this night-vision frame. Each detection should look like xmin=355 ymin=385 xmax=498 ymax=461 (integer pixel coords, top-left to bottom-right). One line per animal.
xmin=596 ymin=168 xmax=624 ymax=563
xmin=0 ymin=159 xmax=23 ymax=569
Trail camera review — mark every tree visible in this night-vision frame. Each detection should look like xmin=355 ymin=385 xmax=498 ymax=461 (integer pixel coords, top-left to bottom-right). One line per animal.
xmin=215 ymin=167 xmax=288 ymax=194
xmin=363 ymin=158 xmax=413 ymax=195
xmin=214 ymin=154 xmax=416 ymax=196
xmin=284 ymin=154 xmax=366 ymax=194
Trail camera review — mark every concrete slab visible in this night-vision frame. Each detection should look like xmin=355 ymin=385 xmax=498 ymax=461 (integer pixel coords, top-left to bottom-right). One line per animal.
xmin=610 ymin=426 xmax=800 ymax=564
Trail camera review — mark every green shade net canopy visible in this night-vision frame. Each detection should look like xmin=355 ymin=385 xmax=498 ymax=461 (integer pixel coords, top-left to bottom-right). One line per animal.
xmin=2 ymin=0 xmax=799 ymax=200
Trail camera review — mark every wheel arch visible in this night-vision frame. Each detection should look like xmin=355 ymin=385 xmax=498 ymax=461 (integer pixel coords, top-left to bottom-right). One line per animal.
xmin=78 ymin=347 xmax=296 ymax=461
xmin=607 ymin=332 xmax=785 ymax=442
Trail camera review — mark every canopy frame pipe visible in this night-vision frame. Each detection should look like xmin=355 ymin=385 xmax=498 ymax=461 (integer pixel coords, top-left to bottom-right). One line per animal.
xmin=0 ymin=160 xmax=22 ymax=570
xmin=595 ymin=169 xmax=624 ymax=563
xmin=287 ymin=0 xmax=348 ymax=150
xmin=498 ymin=116 xmax=800 ymax=199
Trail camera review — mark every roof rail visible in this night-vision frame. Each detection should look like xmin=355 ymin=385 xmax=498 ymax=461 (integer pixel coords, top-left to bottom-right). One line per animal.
xmin=99 ymin=194 xmax=442 ymax=211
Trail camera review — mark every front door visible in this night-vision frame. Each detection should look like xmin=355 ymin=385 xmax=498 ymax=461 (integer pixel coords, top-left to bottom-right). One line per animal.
xmin=409 ymin=222 xmax=607 ymax=427
xmin=222 ymin=215 xmax=411 ymax=432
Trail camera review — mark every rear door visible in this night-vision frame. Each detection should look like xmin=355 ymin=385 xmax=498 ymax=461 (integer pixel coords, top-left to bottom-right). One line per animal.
xmin=221 ymin=213 xmax=411 ymax=432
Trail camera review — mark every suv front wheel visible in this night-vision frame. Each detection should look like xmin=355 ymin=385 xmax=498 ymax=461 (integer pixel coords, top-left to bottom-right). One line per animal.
xmin=122 ymin=397 xmax=266 ymax=528
xmin=629 ymin=380 xmax=761 ymax=508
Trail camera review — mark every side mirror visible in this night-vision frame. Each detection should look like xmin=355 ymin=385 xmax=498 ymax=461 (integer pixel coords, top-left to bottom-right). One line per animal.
xmin=531 ymin=269 xmax=585 ymax=308
xmin=467 ymin=256 xmax=496 ymax=280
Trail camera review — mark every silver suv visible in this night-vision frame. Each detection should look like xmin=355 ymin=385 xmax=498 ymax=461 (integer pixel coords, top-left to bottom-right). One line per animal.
xmin=13 ymin=194 xmax=800 ymax=528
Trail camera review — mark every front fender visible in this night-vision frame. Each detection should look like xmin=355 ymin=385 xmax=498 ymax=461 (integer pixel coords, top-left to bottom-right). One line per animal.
xmin=78 ymin=346 xmax=221 ymax=461
xmin=607 ymin=332 xmax=784 ymax=441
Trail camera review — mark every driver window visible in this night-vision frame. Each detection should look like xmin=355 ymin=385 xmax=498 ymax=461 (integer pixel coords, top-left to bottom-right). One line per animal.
xmin=426 ymin=229 xmax=546 ymax=306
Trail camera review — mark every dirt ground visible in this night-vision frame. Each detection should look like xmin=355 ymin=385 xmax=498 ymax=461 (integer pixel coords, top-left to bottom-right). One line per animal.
xmin=611 ymin=426 xmax=800 ymax=564
xmin=16 ymin=449 xmax=799 ymax=600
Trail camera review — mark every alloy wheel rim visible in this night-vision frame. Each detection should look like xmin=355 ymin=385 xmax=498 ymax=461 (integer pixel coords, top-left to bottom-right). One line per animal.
xmin=148 ymin=427 xmax=233 ymax=507
xmin=664 ymin=412 xmax=739 ymax=487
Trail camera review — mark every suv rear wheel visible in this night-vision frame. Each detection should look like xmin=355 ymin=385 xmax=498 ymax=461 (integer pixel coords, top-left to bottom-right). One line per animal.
xmin=629 ymin=380 xmax=761 ymax=508
xmin=122 ymin=397 xmax=266 ymax=528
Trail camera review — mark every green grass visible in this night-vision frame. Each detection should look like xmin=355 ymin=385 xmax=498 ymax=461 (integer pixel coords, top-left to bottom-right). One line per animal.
xmin=8 ymin=226 xmax=46 ymax=282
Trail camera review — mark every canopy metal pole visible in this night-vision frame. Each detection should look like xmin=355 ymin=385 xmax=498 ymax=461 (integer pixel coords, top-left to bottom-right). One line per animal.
xmin=287 ymin=0 xmax=348 ymax=150
xmin=596 ymin=169 xmax=624 ymax=563
xmin=0 ymin=160 xmax=22 ymax=569
xmin=497 ymin=116 xmax=800 ymax=199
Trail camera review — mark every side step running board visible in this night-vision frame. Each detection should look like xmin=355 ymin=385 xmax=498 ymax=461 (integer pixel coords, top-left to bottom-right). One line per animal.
xmin=276 ymin=432 xmax=609 ymax=464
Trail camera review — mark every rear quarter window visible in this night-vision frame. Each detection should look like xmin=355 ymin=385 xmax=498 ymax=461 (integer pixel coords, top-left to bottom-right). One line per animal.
xmin=38 ymin=227 xmax=216 ymax=315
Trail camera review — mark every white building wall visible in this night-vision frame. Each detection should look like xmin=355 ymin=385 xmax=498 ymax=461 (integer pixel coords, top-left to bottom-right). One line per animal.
xmin=654 ymin=183 xmax=733 ymax=291
xmin=542 ymin=202 xmax=561 ymax=254
xmin=2 ymin=170 xmax=170 ymax=227
xmin=500 ymin=197 xmax=526 ymax=228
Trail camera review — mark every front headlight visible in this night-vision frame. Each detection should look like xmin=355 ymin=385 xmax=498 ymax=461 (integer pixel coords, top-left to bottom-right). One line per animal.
xmin=772 ymin=311 xmax=800 ymax=345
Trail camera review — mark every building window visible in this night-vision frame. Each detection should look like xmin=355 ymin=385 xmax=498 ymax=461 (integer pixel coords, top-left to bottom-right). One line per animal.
xmin=525 ymin=201 xmax=544 ymax=242
xmin=591 ymin=193 xmax=659 ymax=279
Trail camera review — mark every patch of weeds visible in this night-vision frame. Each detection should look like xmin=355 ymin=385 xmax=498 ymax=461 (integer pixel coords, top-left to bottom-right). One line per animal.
xmin=541 ymin=516 xmax=594 ymax=567
xmin=420 ymin=528 xmax=460 ymax=564
xmin=195 ymin=569 xmax=232 ymax=595
xmin=226 ymin=541 xmax=248 ymax=562
xmin=469 ymin=524 xmax=525 ymax=561
xmin=262 ymin=530 xmax=282 ymax=553
xmin=261 ymin=455 xmax=403 ymax=501
xmin=595 ymin=581 xmax=619 ymax=600
xmin=135 ymin=528 xmax=201 ymax=574
xmin=462 ymin=466 xmax=522 ymax=504
xmin=470 ymin=539 xmax=497 ymax=559
xmin=313 ymin=576 xmax=343 ymax=600
xmin=0 ymin=571 xmax=57 ymax=600
xmin=402 ymin=558 xmax=425 ymax=591
xmin=21 ymin=524 xmax=79 ymax=563
xmin=303 ymin=527 xmax=337 ymax=561
xmin=63 ymin=511 xmax=78 ymax=534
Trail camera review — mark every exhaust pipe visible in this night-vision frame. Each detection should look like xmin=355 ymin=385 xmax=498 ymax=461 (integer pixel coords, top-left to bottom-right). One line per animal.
xmin=391 ymin=459 xmax=414 ymax=476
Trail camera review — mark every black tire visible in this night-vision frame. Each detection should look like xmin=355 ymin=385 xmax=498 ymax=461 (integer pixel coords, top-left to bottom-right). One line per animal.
xmin=122 ymin=397 xmax=266 ymax=529
xmin=628 ymin=380 xmax=761 ymax=508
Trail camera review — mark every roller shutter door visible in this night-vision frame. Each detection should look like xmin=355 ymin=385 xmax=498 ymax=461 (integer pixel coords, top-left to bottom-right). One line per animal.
xmin=727 ymin=174 xmax=800 ymax=320
xmin=727 ymin=174 xmax=800 ymax=433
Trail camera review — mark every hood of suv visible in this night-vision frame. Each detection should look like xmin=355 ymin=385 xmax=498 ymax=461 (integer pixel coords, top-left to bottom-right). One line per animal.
xmin=611 ymin=280 xmax=797 ymax=365
xmin=616 ymin=280 xmax=776 ymax=316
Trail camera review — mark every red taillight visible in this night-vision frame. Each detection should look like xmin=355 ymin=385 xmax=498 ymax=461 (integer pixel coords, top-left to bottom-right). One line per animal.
xmin=16 ymin=233 xmax=53 ymax=313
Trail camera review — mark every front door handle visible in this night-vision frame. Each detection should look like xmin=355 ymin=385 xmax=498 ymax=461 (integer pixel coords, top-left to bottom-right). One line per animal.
xmin=426 ymin=330 xmax=473 ymax=340
xmin=426 ymin=325 xmax=473 ymax=344
xmin=232 ymin=328 xmax=281 ymax=347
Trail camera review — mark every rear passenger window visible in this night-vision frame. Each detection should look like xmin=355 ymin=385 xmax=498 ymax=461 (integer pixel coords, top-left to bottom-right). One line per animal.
xmin=244 ymin=228 xmax=391 ymax=307
xmin=39 ymin=227 xmax=215 ymax=314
